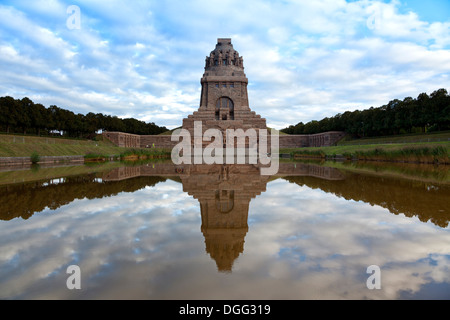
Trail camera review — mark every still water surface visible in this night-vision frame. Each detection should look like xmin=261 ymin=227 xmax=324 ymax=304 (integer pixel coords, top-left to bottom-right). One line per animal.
xmin=0 ymin=161 xmax=449 ymax=299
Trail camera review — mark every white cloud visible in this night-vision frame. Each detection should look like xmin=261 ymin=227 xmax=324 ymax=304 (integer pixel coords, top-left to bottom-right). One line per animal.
xmin=0 ymin=0 xmax=449 ymax=129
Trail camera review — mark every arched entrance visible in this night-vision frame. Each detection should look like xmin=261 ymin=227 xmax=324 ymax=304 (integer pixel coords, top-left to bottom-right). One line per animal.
xmin=215 ymin=97 xmax=234 ymax=120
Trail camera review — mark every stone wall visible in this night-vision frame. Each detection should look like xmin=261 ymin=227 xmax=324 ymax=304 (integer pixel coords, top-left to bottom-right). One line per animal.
xmin=104 ymin=130 xmax=346 ymax=150
xmin=140 ymin=135 xmax=177 ymax=149
xmin=278 ymin=135 xmax=309 ymax=148
xmin=0 ymin=155 xmax=85 ymax=167
xmin=103 ymin=132 xmax=176 ymax=149
xmin=279 ymin=131 xmax=346 ymax=148
xmin=103 ymin=132 xmax=140 ymax=148
xmin=308 ymin=131 xmax=347 ymax=147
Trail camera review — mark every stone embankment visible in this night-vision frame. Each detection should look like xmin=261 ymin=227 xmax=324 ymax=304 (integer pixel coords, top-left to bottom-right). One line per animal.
xmin=0 ymin=156 xmax=85 ymax=167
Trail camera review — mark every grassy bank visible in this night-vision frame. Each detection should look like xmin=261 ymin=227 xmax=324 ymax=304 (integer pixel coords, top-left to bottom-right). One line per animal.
xmin=283 ymin=141 xmax=450 ymax=164
xmin=0 ymin=134 xmax=171 ymax=161
xmin=338 ymin=131 xmax=450 ymax=146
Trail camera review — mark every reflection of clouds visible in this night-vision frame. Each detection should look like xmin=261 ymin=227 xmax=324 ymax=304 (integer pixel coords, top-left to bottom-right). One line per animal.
xmin=0 ymin=178 xmax=449 ymax=299
xmin=0 ymin=180 xmax=201 ymax=299
xmin=244 ymin=179 xmax=450 ymax=299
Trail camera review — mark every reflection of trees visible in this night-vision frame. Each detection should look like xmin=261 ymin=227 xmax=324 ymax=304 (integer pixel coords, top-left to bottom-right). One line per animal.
xmin=0 ymin=175 xmax=166 ymax=221
xmin=285 ymin=173 xmax=450 ymax=228
xmin=342 ymin=161 xmax=450 ymax=183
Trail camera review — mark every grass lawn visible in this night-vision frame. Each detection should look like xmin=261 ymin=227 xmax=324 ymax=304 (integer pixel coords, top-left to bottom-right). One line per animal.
xmin=0 ymin=140 xmax=129 ymax=157
xmin=281 ymin=140 xmax=450 ymax=164
xmin=337 ymin=131 xmax=450 ymax=145
xmin=0 ymin=134 xmax=169 ymax=158
xmin=281 ymin=141 xmax=450 ymax=155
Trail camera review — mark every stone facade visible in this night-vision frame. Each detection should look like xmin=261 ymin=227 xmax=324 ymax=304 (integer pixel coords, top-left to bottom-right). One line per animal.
xmin=182 ymin=38 xmax=267 ymax=149
xmin=103 ymin=131 xmax=175 ymax=149
xmin=279 ymin=131 xmax=346 ymax=148
xmin=103 ymin=38 xmax=345 ymax=149
xmin=103 ymin=131 xmax=141 ymax=148
xmin=103 ymin=130 xmax=346 ymax=150
xmin=140 ymin=135 xmax=176 ymax=149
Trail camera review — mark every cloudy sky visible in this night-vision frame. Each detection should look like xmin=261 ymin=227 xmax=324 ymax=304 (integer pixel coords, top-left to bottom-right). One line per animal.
xmin=0 ymin=0 xmax=449 ymax=129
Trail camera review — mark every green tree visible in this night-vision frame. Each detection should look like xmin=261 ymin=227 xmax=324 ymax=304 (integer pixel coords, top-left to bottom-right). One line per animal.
xmin=29 ymin=103 xmax=47 ymax=136
xmin=18 ymin=98 xmax=33 ymax=134
xmin=416 ymin=92 xmax=430 ymax=132
xmin=429 ymin=89 xmax=449 ymax=131
xmin=85 ymin=112 xmax=99 ymax=137
xmin=0 ymin=96 xmax=19 ymax=133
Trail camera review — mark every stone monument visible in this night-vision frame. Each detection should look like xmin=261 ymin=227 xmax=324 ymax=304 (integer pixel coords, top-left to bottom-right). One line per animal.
xmin=182 ymin=38 xmax=267 ymax=149
xmin=103 ymin=38 xmax=345 ymax=149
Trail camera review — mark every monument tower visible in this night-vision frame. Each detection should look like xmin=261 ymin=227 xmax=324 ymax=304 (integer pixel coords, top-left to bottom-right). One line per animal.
xmin=104 ymin=38 xmax=345 ymax=150
xmin=182 ymin=38 xmax=267 ymax=146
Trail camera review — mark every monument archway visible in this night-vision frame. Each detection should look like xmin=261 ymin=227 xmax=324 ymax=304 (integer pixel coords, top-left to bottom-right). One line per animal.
xmin=215 ymin=97 xmax=234 ymax=120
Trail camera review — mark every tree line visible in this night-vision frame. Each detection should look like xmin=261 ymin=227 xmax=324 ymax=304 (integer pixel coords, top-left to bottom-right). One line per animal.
xmin=281 ymin=88 xmax=450 ymax=137
xmin=0 ymin=96 xmax=168 ymax=138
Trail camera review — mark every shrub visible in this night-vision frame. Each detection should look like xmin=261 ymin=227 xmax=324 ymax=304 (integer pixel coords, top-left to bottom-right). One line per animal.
xmin=30 ymin=151 xmax=40 ymax=164
xmin=342 ymin=151 xmax=353 ymax=160
xmin=84 ymin=153 xmax=107 ymax=159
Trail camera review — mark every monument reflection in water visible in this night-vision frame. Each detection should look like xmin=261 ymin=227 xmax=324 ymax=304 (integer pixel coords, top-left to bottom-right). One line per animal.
xmin=103 ymin=162 xmax=344 ymax=272
xmin=1 ymin=160 xmax=449 ymax=299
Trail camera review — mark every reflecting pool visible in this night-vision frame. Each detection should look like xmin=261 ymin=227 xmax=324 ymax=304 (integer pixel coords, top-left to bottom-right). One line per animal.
xmin=0 ymin=161 xmax=449 ymax=299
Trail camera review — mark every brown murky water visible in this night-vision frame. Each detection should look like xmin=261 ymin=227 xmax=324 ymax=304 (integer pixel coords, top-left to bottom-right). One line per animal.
xmin=0 ymin=160 xmax=449 ymax=299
